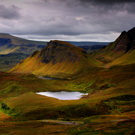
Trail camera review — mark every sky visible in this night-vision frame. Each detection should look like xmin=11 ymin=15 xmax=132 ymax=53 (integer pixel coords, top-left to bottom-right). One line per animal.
xmin=0 ymin=0 xmax=135 ymax=42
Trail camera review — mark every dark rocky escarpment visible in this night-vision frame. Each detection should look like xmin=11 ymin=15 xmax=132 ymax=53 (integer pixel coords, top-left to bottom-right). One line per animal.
xmin=127 ymin=27 xmax=135 ymax=50
xmin=113 ymin=31 xmax=130 ymax=53
xmin=38 ymin=40 xmax=87 ymax=64
xmin=90 ymin=27 xmax=135 ymax=64
xmin=114 ymin=27 xmax=135 ymax=53
xmin=100 ymin=27 xmax=135 ymax=54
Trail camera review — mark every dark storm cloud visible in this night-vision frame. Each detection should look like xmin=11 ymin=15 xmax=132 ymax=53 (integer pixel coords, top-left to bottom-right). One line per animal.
xmin=77 ymin=0 xmax=135 ymax=4
xmin=43 ymin=0 xmax=135 ymax=5
xmin=0 ymin=0 xmax=135 ymax=41
xmin=0 ymin=5 xmax=21 ymax=19
xmin=8 ymin=0 xmax=133 ymax=41
xmin=77 ymin=0 xmax=135 ymax=13
xmin=42 ymin=0 xmax=135 ymax=14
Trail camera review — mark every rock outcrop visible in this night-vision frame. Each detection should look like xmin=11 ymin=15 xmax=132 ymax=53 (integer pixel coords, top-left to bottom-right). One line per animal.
xmin=112 ymin=27 xmax=135 ymax=53
xmin=38 ymin=40 xmax=87 ymax=64
xmin=9 ymin=40 xmax=100 ymax=78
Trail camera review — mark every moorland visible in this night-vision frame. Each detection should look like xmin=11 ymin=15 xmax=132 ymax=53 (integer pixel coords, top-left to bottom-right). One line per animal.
xmin=0 ymin=27 xmax=135 ymax=135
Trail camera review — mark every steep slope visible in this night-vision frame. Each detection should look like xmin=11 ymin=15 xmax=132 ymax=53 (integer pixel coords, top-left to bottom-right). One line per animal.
xmin=107 ymin=50 xmax=135 ymax=67
xmin=107 ymin=27 xmax=135 ymax=66
xmin=91 ymin=27 xmax=135 ymax=65
xmin=9 ymin=40 xmax=101 ymax=78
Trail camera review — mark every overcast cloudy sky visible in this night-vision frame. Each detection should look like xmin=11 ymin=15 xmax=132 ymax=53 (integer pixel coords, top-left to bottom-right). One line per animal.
xmin=0 ymin=0 xmax=135 ymax=42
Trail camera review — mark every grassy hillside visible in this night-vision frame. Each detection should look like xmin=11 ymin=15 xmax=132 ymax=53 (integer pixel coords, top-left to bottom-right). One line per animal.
xmin=0 ymin=62 xmax=135 ymax=134
xmin=90 ymin=31 xmax=130 ymax=64
xmin=107 ymin=50 xmax=135 ymax=67
xmin=90 ymin=27 xmax=135 ymax=70
xmin=1 ymin=28 xmax=135 ymax=134
xmin=0 ymin=57 xmax=135 ymax=134
xmin=9 ymin=40 xmax=102 ymax=78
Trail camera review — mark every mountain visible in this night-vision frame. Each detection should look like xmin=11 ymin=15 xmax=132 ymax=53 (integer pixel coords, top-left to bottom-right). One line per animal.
xmin=9 ymin=40 xmax=101 ymax=78
xmin=0 ymin=33 xmax=46 ymax=54
xmin=0 ymin=33 xmax=47 ymax=46
xmin=91 ymin=27 xmax=135 ymax=65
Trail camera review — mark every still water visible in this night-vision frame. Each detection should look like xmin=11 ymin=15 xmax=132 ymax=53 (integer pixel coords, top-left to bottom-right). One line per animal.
xmin=38 ymin=76 xmax=68 ymax=80
xmin=36 ymin=91 xmax=88 ymax=100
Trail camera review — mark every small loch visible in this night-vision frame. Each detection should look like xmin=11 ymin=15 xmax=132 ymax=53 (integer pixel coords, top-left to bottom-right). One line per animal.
xmin=38 ymin=76 xmax=68 ymax=80
xmin=36 ymin=91 xmax=88 ymax=100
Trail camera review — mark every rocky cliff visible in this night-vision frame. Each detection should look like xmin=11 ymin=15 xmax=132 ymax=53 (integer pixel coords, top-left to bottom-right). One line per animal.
xmin=38 ymin=40 xmax=87 ymax=64
xmin=127 ymin=27 xmax=135 ymax=50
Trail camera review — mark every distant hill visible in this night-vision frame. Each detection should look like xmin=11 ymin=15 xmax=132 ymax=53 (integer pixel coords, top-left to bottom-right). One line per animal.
xmin=0 ymin=33 xmax=47 ymax=46
xmin=78 ymin=45 xmax=107 ymax=53
xmin=0 ymin=44 xmax=45 ymax=55
xmin=0 ymin=33 xmax=47 ymax=71
xmin=0 ymin=33 xmax=47 ymax=54
xmin=9 ymin=40 xmax=101 ymax=78
xmin=68 ymin=41 xmax=110 ymax=46
xmin=90 ymin=27 xmax=135 ymax=65
xmin=69 ymin=41 xmax=109 ymax=53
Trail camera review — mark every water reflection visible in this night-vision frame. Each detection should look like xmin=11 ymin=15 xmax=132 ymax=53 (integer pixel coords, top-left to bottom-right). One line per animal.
xmin=36 ymin=91 xmax=88 ymax=100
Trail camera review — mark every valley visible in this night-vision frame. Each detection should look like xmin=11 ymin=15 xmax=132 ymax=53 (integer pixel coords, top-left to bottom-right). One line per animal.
xmin=0 ymin=27 xmax=135 ymax=135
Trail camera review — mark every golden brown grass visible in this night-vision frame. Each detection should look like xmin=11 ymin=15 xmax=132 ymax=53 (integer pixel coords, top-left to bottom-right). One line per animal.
xmin=0 ymin=121 xmax=73 ymax=135
xmin=1 ymin=61 xmax=135 ymax=134
xmin=9 ymin=40 xmax=101 ymax=78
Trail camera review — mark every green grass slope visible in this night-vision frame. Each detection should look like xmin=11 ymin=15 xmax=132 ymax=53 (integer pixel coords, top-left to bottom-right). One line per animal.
xmin=9 ymin=40 xmax=101 ymax=78
xmin=1 ymin=62 xmax=135 ymax=134
xmin=1 ymin=63 xmax=135 ymax=122
xmin=107 ymin=49 xmax=135 ymax=67
xmin=91 ymin=31 xmax=130 ymax=64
